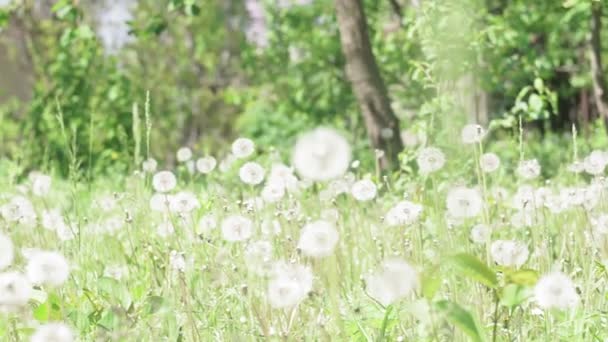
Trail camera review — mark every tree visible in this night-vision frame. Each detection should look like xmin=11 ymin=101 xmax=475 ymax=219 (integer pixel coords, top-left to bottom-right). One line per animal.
xmin=590 ymin=1 xmax=608 ymax=128
xmin=334 ymin=0 xmax=403 ymax=170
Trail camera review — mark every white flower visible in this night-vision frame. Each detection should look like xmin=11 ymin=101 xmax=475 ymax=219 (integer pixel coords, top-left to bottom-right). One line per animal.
xmin=221 ymin=215 xmax=253 ymax=242
xmin=232 ymin=138 xmax=255 ymax=158
xmin=103 ymin=265 xmax=129 ymax=281
xmin=461 ymin=124 xmax=486 ymax=144
xmin=490 ymin=240 xmax=529 ymax=268
xmin=583 ymin=150 xmax=607 ymax=176
xmin=239 ymin=162 xmax=265 ymax=185
xmin=156 ymin=220 xmax=175 ymax=237
xmin=102 ymin=215 xmax=125 ymax=234
xmin=1 ymin=196 xmax=36 ymax=224
xmin=169 ymin=191 xmax=199 ymax=213
xmin=196 ymin=214 xmax=217 ymax=235
xmin=0 ymin=272 xmax=32 ymax=312
xmin=56 ymin=224 xmax=76 ymax=241
xmin=365 ymin=258 xmax=418 ymax=306
xmin=152 ymin=171 xmax=177 ymax=193
xmin=534 ymin=271 xmax=579 ymax=310
xmin=400 ymin=129 xmax=425 ymax=148
xmin=26 ymin=250 xmax=70 ymax=287
xmin=480 ymin=153 xmax=500 ymax=173
xmin=176 ymin=147 xmax=193 ymax=162
xmin=30 ymin=172 xmax=52 ymax=196
xmin=244 ymin=240 xmax=273 ymax=275
xmin=219 ymin=154 xmax=236 ymax=172
xmin=0 ymin=233 xmax=14 ymax=270
xmin=512 ymin=185 xmax=536 ymax=211
xmin=416 ymin=147 xmax=445 ymax=174
xmin=385 ymin=201 xmax=423 ymax=226
xmin=142 ymin=158 xmax=158 ymax=173
xmin=261 ymin=182 xmax=286 ymax=203
xmin=268 ymin=163 xmax=299 ymax=192
xmin=470 ymin=224 xmax=491 ymax=244
xmin=96 ymin=195 xmax=118 ymax=212
xmin=517 ymin=159 xmax=541 ymax=180
xmin=292 ymin=127 xmax=351 ymax=181
xmin=31 ymin=323 xmax=74 ymax=342
xmin=149 ymin=193 xmax=171 ymax=213
xmin=267 ymin=262 xmax=313 ymax=308
xmin=591 ymin=214 xmax=608 ymax=234
xmin=169 ymin=250 xmax=186 ymax=272
xmin=351 ymin=179 xmax=377 ymax=201
xmin=196 ymin=156 xmax=217 ymax=174
xmin=297 ymin=220 xmax=339 ymax=258
xmin=446 ymin=187 xmax=483 ymax=219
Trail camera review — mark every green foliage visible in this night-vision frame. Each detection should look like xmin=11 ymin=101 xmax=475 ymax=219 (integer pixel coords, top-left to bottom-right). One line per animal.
xmin=448 ymin=253 xmax=499 ymax=288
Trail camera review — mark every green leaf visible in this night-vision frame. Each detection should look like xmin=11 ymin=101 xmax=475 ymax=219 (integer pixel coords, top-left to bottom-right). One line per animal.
xmin=33 ymin=293 xmax=63 ymax=322
xmin=528 ymin=94 xmax=543 ymax=113
xmin=448 ymin=253 xmax=498 ymax=288
xmin=145 ymin=295 xmax=167 ymax=315
xmin=500 ymin=284 xmax=532 ymax=308
xmin=533 ymin=78 xmax=544 ymax=92
xmin=505 ymin=269 xmax=539 ymax=286
xmin=435 ymin=300 xmax=484 ymax=342
xmin=421 ymin=268 xmax=441 ymax=300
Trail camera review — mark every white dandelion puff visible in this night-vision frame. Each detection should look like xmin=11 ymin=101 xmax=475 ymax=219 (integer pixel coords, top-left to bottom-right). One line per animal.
xmin=239 ymin=162 xmax=266 ymax=185
xmin=297 ymin=220 xmax=339 ymax=258
xmin=351 ymin=179 xmax=377 ymax=201
xmin=25 ymin=250 xmax=70 ymax=287
xmin=221 ymin=215 xmax=253 ymax=242
xmin=196 ymin=156 xmax=217 ymax=174
xmin=365 ymin=258 xmax=418 ymax=306
xmin=416 ymin=147 xmax=445 ymax=174
xmin=152 ymin=171 xmax=177 ymax=193
xmin=232 ymin=138 xmax=256 ymax=159
xmin=534 ymin=271 xmax=579 ymax=310
xmin=292 ymin=127 xmax=351 ymax=181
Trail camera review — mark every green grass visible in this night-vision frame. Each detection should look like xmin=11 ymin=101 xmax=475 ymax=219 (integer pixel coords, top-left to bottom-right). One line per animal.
xmin=1 ymin=131 xmax=608 ymax=341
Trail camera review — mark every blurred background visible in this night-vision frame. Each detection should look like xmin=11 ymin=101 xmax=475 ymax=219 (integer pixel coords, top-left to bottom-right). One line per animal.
xmin=0 ymin=0 xmax=607 ymax=176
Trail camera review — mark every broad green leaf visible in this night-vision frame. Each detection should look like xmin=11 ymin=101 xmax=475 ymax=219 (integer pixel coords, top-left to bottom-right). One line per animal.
xmin=533 ymin=78 xmax=544 ymax=92
xmin=500 ymin=284 xmax=532 ymax=308
xmin=505 ymin=269 xmax=539 ymax=286
xmin=421 ymin=268 xmax=441 ymax=300
xmin=435 ymin=300 xmax=484 ymax=342
xmin=448 ymin=253 xmax=498 ymax=288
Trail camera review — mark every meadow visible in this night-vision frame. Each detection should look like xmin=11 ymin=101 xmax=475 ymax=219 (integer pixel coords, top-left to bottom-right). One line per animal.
xmin=1 ymin=123 xmax=607 ymax=341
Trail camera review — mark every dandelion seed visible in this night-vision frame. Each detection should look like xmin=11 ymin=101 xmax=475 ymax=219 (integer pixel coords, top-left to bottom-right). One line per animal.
xmin=0 ymin=272 xmax=32 ymax=312
xmin=365 ymin=258 xmax=418 ymax=306
xmin=446 ymin=187 xmax=483 ymax=219
xmin=26 ymin=250 xmax=70 ymax=287
xmin=267 ymin=262 xmax=313 ymax=308
xmin=30 ymin=172 xmax=52 ymax=196
xmin=221 ymin=215 xmax=253 ymax=242
xmin=480 ymin=153 xmax=500 ymax=173
xmin=416 ymin=147 xmax=445 ymax=174
xmin=461 ymin=124 xmax=486 ymax=144
xmin=169 ymin=191 xmax=199 ymax=213
xmin=470 ymin=224 xmax=491 ymax=244
xmin=351 ymin=179 xmax=377 ymax=202
xmin=196 ymin=156 xmax=217 ymax=174
xmin=232 ymin=138 xmax=256 ymax=159
xmin=176 ymin=147 xmax=193 ymax=162
xmin=170 ymin=251 xmax=187 ymax=272
xmin=292 ymin=127 xmax=351 ymax=181
xmin=142 ymin=158 xmax=158 ymax=173
xmin=31 ymin=322 xmax=74 ymax=342
xmin=0 ymin=233 xmax=14 ymax=270
xmin=156 ymin=220 xmax=175 ymax=237
xmin=385 ymin=201 xmax=423 ymax=226
xmin=583 ymin=150 xmax=607 ymax=176
xmin=261 ymin=181 xmax=286 ymax=203
xmin=516 ymin=159 xmax=541 ymax=180
xmin=239 ymin=162 xmax=265 ymax=185
xmin=197 ymin=214 xmax=217 ymax=235
xmin=297 ymin=220 xmax=339 ymax=258
xmin=490 ymin=240 xmax=529 ymax=268
xmin=245 ymin=240 xmax=273 ymax=275
xmin=534 ymin=271 xmax=579 ymax=310
xmin=152 ymin=171 xmax=177 ymax=193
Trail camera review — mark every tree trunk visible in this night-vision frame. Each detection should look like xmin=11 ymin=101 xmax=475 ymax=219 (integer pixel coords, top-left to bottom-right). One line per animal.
xmin=334 ymin=0 xmax=403 ymax=170
xmin=590 ymin=2 xmax=608 ymax=128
